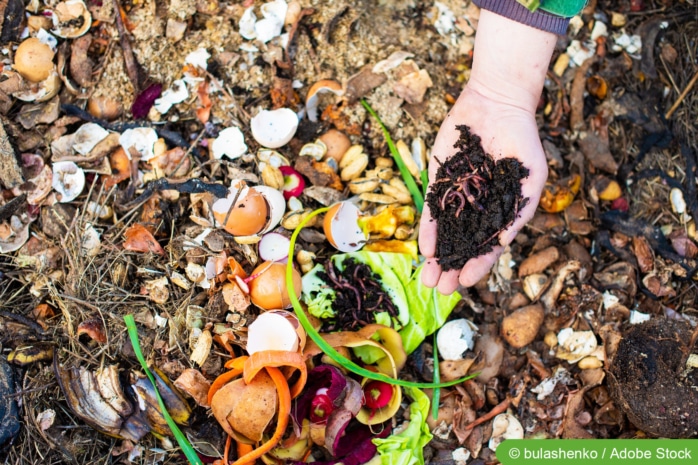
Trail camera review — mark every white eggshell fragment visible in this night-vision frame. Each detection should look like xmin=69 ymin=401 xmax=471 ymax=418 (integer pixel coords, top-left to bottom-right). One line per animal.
xmin=246 ymin=311 xmax=299 ymax=355
xmin=305 ymin=80 xmax=343 ymax=122
xmin=670 ymin=188 xmax=686 ymax=215
xmin=73 ymin=123 xmax=110 ymax=155
xmin=238 ymin=7 xmax=257 ymax=40
xmin=251 ymin=108 xmax=298 ymax=148
xmin=252 ymin=185 xmax=286 ymax=233
xmin=119 ymin=127 xmax=158 ymax=161
xmin=437 ymin=319 xmax=479 ymax=361
xmin=212 ymin=126 xmax=247 ymax=160
xmin=52 ymin=161 xmax=85 ymax=202
xmin=555 ymin=328 xmax=597 ymax=362
xmin=256 ymin=0 xmax=288 ymax=43
xmin=0 ymin=216 xmax=30 ymax=253
xmin=184 ymin=48 xmax=211 ymax=70
xmin=325 ymin=202 xmax=367 ymax=252
xmin=258 ymin=232 xmax=290 ymax=262
xmin=154 ymin=79 xmax=189 ymax=114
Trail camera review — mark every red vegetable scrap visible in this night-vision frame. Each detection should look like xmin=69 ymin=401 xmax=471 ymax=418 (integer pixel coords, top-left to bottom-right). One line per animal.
xmin=309 ymin=388 xmax=334 ymax=424
xmin=131 ymin=82 xmax=162 ymax=119
xmin=362 ymin=380 xmax=392 ymax=410
xmin=279 ymin=165 xmax=306 ymax=199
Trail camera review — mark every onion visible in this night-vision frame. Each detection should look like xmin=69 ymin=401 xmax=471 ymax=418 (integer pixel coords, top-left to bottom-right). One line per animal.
xmin=258 ymin=232 xmax=290 ymax=262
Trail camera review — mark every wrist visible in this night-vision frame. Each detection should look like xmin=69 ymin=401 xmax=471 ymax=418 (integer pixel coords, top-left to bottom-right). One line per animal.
xmin=467 ymin=10 xmax=556 ymax=114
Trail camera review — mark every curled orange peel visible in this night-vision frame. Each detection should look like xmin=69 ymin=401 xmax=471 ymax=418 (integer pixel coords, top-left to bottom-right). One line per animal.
xmin=231 ymin=367 xmax=291 ymax=465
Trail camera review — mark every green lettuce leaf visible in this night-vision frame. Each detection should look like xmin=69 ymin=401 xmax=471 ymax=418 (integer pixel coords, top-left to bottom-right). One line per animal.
xmin=301 ymin=263 xmax=337 ymax=319
xmin=400 ymin=264 xmax=462 ymax=354
xmin=373 ymin=386 xmax=432 ymax=465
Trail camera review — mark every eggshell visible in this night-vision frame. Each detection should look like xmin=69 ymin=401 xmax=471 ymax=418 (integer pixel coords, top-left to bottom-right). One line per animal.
xmin=248 ymin=261 xmax=302 ymax=309
xmin=246 ymin=311 xmax=299 ymax=354
xmin=252 ymin=185 xmax=286 ymax=233
xmin=323 ymin=202 xmax=367 ymax=252
xmin=250 ymin=108 xmax=298 ymax=149
xmin=212 ymin=188 xmax=269 ymax=236
xmin=305 ymin=80 xmax=343 ymax=122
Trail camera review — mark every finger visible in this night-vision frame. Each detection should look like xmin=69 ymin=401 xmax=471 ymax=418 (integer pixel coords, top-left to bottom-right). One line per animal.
xmin=437 ymin=269 xmax=461 ymax=295
xmin=418 ymin=201 xmax=437 ymax=258
xmin=459 ymin=245 xmax=504 ymax=288
xmin=421 ymin=258 xmax=441 ymax=288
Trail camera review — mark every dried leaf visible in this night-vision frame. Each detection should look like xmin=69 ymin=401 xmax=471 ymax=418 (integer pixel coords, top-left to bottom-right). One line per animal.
xmin=174 ymin=369 xmax=212 ymax=407
xmin=631 ymin=236 xmax=654 ymax=273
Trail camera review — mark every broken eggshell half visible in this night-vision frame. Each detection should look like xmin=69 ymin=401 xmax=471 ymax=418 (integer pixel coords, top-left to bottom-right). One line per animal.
xmin=323 ymin=201 xmax=367 ymax=253
xmin=250 ymin=108 xmax=298 ymax=149
xmin=212 ymin=180 xmax=286 ymax=237
xmin=246 ymin=310 xmax=301 ymax=355
xmin=51 ymin=0 xmax=92 ymax=39
xmin=305 ymin=79 xmax=343 ymax=123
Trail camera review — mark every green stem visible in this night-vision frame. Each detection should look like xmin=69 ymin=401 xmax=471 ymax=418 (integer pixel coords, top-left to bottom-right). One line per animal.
xmin=286 ymin=207 xmax=473 ymax=388
xmin=361 ymin=99 xmax=425 ymax=213
xmin=124 ymin=315 xmax=202 ymax=465
xmin=432 ymin=332 xmax=440 ymax=420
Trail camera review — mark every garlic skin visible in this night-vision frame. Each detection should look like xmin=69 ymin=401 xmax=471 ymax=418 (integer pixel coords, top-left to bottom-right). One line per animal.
xmin=436 ymin=319 xmax=479 ymax=361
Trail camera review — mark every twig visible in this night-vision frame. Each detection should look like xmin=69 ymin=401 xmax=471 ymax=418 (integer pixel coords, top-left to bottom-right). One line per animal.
xmin=462 ymin=397 xmax=511 ymax=431
xmin=665 ymin=68 xmax=698 ymax=119
xmin=112 ymin=0 xmax=142 ymax=93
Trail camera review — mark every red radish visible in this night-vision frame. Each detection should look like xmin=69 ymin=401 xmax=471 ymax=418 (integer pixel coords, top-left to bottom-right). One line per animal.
xmin=362 ymin=380 xmax=393 ymax=410
xmin=258 ymin=232 xmax=290 ymax=262
xmin=309 ymin=388 xmax=334 ymax=423
xmin=611 ymin=197 xmax=629 ymax=212
xmin=279 ymin=165 xmax=305 ymax=199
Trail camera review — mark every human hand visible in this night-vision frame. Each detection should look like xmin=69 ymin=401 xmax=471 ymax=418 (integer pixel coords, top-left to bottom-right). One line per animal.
xmin=418 ymin=10 xmax=555 ymax=294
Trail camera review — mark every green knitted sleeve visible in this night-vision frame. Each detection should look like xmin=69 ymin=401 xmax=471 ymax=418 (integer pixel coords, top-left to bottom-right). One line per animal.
xmin=517 ymin=0 xmax=587 ymax=17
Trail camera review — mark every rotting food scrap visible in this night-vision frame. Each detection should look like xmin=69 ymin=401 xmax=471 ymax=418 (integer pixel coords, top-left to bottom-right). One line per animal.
xmin=426 ymin=125 xmax=529 ymax=271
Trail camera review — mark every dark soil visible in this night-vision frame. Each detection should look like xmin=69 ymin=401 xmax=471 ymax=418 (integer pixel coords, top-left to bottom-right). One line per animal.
xmin=608 ymin=318 xmax=698 ymax=438
xmin=318 ymin=258 xmax=398 ymax=332
xmin=426 ymin=125 xmax=529 ymax=271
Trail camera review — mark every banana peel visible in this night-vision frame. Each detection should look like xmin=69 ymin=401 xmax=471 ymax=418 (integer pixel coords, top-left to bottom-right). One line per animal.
xmin=55 ymin=358 xmax=190 ymax=442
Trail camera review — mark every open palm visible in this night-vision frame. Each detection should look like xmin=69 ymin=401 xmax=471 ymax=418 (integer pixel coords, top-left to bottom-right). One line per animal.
xmin=419 ymin=86 xmax=548 ymax=294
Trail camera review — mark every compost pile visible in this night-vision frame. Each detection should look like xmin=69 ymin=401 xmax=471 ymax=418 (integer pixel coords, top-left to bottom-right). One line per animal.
xmin=0 ymin=0 xmax=697 ymax=464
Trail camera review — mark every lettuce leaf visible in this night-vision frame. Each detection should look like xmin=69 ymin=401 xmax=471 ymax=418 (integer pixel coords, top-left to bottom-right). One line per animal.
xmin=372 ymin=387 xmax=432 ymax=465
xmin=399 ymin=264 xmax=462 ymax=354
xmin=301 ymin=263 xmax=337 ymax=319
